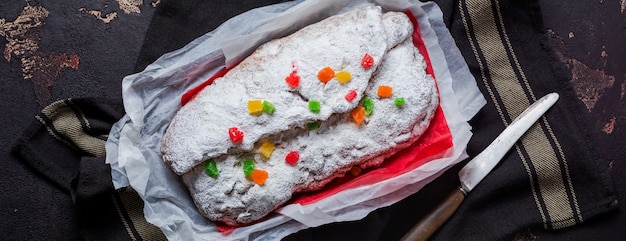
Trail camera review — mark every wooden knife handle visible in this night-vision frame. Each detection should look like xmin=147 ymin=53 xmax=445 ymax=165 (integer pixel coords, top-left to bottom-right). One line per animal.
xmin=400 ymin=187 xmax=466 ymax=241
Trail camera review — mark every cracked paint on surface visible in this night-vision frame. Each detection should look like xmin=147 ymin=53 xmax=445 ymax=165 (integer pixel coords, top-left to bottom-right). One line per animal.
xmin=548 ymin=29 xmax=616 ymax=112
xmin=569 ymin=58 xmax=615 ymax=111
xmin=22 ymin=53 xmax=79 ymax=105
xmin=79 ymin=8 xmax=118 ymax=23
xmin=0 ymin=4 xmax=48 ymax=61
xmin=2 ymin=1 xmax=157 ymax=107
xmin=117 ymin=0 xmax=143 ymax=14
xmin=1 ymin=3 xmax=82 ymax=107
xmin=82 ymin=0 xmax=157 ymax=23
xmin=3 ymin=37 xmax=39 ymax=62
xmin=602 ymin=115 xmax=616 ymax=134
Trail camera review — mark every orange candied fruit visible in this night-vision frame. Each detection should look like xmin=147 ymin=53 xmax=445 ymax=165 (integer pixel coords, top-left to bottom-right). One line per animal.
xmin=250 ymin=169 xmax=269 ymax=186
xmin=377 ymin=85 xmax=393 ymax=98
xmin=317 ymin=66 xmax=335 ymax=83
xmin=351 ymin=106 xmax=366 ymax=126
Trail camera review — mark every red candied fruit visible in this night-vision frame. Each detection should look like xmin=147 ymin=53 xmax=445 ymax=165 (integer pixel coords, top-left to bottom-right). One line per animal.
xmin=285 ymin=71 xmax=300 ymax=88
xmin=228 ymin=127 xmax=244 ymax=143
xmin=285 ymin=151 xmax=300 ymax=166
xmin=361 ymin=53 xmax=374 ymax=69
xmin=345 ymin=90 xmax=357 ymax=102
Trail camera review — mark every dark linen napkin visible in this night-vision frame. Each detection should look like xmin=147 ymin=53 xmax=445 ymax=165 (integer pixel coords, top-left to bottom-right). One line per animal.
xmin=11 ymin=0 xmax=618 ymax=240
xmin=12 ymin=98 xmax=166 ymax=241
xmin=407 ymin=0 xmax=618 ymax=239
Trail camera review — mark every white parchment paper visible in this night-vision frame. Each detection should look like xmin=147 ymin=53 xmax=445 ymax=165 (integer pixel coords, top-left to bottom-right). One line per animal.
xmin=105 ymin=0 xmax=486 ymax=240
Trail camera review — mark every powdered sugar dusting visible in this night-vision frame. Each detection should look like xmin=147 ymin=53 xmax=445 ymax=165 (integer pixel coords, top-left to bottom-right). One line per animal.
xmin=183 ymin=38 xmax=438 ymax=226
xmin=161 ymin=6 xmax=413 ymax=175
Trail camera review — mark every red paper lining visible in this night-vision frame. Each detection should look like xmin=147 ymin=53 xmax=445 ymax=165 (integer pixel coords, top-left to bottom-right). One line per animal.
xmin=183 ymin=10 xmax=453 ymax=232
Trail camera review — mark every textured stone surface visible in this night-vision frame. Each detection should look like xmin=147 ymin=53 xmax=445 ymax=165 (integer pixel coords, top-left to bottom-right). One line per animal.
xmin=0 ymin=1 xmax=156 ymax=239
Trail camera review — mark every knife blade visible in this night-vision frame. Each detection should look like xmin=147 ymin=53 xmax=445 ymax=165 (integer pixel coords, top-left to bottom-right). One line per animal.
xmin=400 ymin=92 xmax=559 ymax=241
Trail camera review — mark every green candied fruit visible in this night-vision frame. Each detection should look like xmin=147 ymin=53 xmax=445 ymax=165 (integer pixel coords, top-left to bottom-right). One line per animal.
xmin=243 ymin=159 xmax=255 ymax=176
xmin=263 ymin=100 xmax=275 ymax=114
xmin=307 ymin=121 xmax=320 ymax=130
xmin=394 ymin=97 xmax=405 ymax=107
xmin=204 ymin=160 xmax=219 ymax=178
xmin=362 ymin=97 xmax=374 ymax=116
xmin=308 ymin=100 xmax=321 ymax=113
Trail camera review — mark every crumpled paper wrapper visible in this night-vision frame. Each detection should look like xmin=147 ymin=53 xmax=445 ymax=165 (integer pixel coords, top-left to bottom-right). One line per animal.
xmin=105 ymin=0 xmax=486 ymax=240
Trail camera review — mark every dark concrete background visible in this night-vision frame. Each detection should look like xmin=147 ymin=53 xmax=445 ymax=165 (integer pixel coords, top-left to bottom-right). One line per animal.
xmin=0 ymin=0 xmax=624 ymax=239
xmin=0 ymin=1 xmax=155 ymax=240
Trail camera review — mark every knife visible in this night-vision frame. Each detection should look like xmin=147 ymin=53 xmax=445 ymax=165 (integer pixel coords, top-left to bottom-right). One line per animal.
xmin=400 ymin=92 xmax=560 ymax=241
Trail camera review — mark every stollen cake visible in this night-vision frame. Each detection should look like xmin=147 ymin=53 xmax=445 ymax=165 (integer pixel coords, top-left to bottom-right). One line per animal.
xmin=161 ymin=5 xmax=413 ymax=175
xmin=160 ymin=6 xmax=439 ymax=226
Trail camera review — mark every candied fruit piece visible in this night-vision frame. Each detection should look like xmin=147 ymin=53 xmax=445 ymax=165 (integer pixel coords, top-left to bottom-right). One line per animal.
xmin=204 ymin=160 xmax=219 ymax=178
xmin=307 ymin=121 xmax=320 ymax=130
xmin=362 ymin=97 xmax=374 ymax=116
xmin=351 ymin=106 xmax=365 ymax=126
xmin=394 ymin=97 xmax=405 ymax=107
xmin=377 ymin=85 xmax=393 ymax=98
xmin=259 ymin=141 xmax=275 ymax=158
xmin=263 ymin=100 xmax=275 ymax=114
xmin=309 ymin=100 xmax=321 ymax=113
xmin=350 ymin=166 xmax=361 ymax=176
xmin=250 ymin=169 xmax=269 ymax=186
xmin=243 ymin=159 xmax=255 ymax=176
xmin=336 ymin=70 xmax=351 ymax=84
xmin=228 ymin=127 xmax=244 ymax=143
xmin=361 ymin=53 xmax=374 ymax=69
xmin=317 ymin=66 xmax=335 ymax=83
xmin=248 ymin=100 xmax=264 ymax=115
xmin=345 ymin=90 xmax=357 ymax=102
xmin=285 ymin=71 xmax=300 ymax=88
xmin=285 ymin=151 xmax=300 ymax=166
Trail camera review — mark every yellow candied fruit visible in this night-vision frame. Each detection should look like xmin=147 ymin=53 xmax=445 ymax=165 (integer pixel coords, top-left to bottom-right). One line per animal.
xmin=248 ymin=100 xmax=264 ymax=115
xmin=250 ymin=169 xmax=269 ymax=186
xmin=259 ymin=141 xmax=275 ymax=158
xmin=336 ymin=70 xmax=352 ymax=84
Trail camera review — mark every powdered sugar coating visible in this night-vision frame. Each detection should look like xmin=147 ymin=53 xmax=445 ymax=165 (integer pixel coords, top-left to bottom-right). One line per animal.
xmin=161 ymin=6 xmax=413 ymax=175
xmin=182 ymin=39 xmax=438 ymax=226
